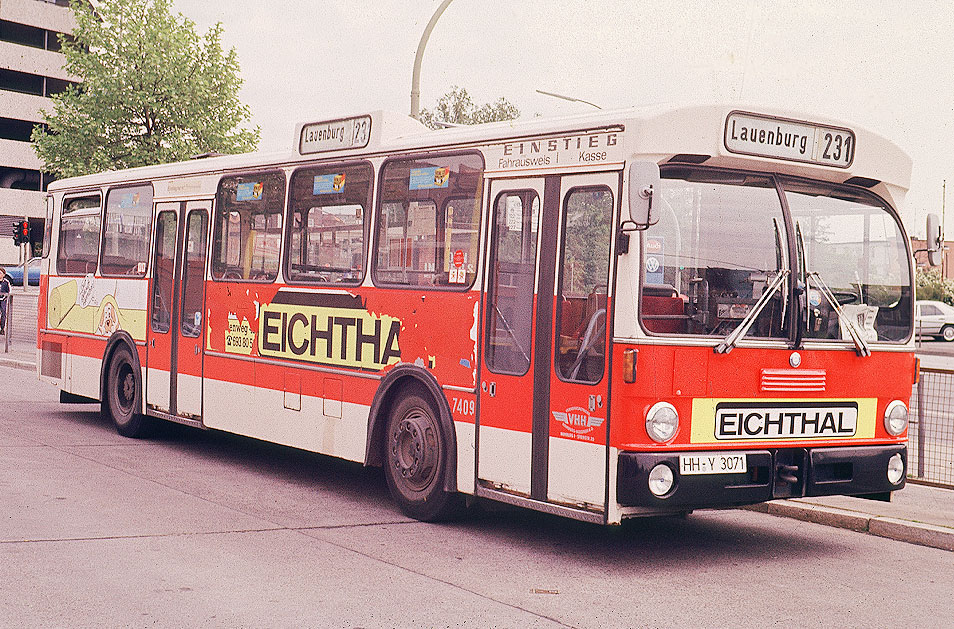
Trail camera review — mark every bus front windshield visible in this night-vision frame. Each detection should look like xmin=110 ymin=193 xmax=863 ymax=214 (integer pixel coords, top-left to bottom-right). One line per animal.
xmin=639 ymin=168 xmax=912 ymax=343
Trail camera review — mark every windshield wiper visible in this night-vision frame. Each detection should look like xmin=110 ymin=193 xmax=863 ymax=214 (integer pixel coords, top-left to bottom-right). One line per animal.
xmin=714 ymin=269 xmax=790 ymax=354
xmin=806 ymin=272 xmax=872 ymax=357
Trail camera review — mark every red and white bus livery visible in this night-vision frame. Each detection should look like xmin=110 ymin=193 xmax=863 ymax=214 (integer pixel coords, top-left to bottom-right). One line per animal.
xmin=36 ymin=104 xmax=929 ymax=524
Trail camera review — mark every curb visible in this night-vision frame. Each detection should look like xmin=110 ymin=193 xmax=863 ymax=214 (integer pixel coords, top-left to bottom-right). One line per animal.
xmin=0 ymin=357 xmax=34 ymax=372
xmin=744 ymin=500 xmax=954 ymax=552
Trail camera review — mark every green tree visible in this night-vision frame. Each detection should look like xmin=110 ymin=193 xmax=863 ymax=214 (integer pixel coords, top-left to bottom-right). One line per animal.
xmin=916 ymin=267 xmax=954 ymax=305
xmin=419 ymin=86 xmax=520 ymax=130
xmin=32 ymin=0 xmax=258 ymax=178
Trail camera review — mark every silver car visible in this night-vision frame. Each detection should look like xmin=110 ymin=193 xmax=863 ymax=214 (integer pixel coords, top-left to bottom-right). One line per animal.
xmin=916 ymin=300 xmax=954 ymax=342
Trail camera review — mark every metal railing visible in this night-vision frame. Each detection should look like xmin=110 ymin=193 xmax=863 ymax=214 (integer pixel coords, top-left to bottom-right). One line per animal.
xmin=1 ymin=292 xmax=8 ymax=353
xmin=2 ymin=257 xmax=40 ymax=354
xmin=909 ymin=368 xmax=954 ymax=488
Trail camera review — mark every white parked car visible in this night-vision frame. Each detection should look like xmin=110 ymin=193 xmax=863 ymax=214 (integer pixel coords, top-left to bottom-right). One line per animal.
xmin=916 ymin=300 xmax=954 ymax=341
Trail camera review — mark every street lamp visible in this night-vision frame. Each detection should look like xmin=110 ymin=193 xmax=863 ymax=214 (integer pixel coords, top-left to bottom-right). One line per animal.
xmin=410 ymin=0 xmax=455 ymax=120
xmin=535 ymin=89 xmax=602 ymax=110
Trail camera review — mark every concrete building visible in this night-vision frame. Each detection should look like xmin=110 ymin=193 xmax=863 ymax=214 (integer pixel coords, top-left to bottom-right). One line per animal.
xmin=0 ymin=0 xmax=75 ymax=265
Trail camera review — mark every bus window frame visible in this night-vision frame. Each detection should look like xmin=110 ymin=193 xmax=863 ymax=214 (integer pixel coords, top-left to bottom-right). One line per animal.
xmin=371 ymin=150 xmax=485 ymax=292
xmin=56 ymin=190 xmax=103 ymax=276
xmin=553 ymin=183 xmax=617 ymax=386
xmin=283 ymin=159 xmax=374 ymax=288
xmin=210 ymin=169 xmax=287 ymax=284
xmin=99 ymin=182 xmax=155 ymax=278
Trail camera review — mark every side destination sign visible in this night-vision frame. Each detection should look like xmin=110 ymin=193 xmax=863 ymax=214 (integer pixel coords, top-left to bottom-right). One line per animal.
xmin=724 ymin=111 xmax=855 ymax=168
xmin=299 ymin=115 xmax=372 ymax=155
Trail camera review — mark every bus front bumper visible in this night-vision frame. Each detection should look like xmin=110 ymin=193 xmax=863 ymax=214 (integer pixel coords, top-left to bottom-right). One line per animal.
xmin=616 ymin=445 xmax=907 ymax=509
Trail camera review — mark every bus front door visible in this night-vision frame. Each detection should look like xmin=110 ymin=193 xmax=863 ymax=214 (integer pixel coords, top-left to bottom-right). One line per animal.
xmin=545 ymin=173 xmax=616 ymax=513
xmin=145 ymin=200 xmax=210 ymax=421
xmin=478 ymin=173 xmax=616 ymax=517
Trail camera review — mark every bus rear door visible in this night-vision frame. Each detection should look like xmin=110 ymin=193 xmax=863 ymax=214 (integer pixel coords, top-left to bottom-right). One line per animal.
xmin=145 ymin=200 xmax=211 ymax=422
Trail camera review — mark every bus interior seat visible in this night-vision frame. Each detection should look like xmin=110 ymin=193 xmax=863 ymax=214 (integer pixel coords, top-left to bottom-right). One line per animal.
xmin=642 ymin=283 xmax=686 ymax=333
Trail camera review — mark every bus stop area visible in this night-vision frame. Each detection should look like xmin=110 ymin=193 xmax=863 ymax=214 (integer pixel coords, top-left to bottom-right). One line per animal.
xmin=2 ymin=292 xmax=952 ymax=553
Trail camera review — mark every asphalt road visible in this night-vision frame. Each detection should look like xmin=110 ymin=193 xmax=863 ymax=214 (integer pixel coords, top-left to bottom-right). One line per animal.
xmin=2 ymin=365 xmax=953 ymax=628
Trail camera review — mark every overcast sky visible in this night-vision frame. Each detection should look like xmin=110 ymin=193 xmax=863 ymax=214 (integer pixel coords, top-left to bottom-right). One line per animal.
xmin=172 ymin=0 xmax=953 ymax=236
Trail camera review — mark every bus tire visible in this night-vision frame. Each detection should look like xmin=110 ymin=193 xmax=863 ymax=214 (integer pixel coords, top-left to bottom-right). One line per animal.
xmin=383 ymin=385 xmax=461 ymax=521
xmin=103 ymin=345 xmax=149 ymax=438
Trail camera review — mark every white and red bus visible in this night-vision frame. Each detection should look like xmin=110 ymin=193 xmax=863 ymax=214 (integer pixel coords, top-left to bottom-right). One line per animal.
xmin=36 ymin=105 xmax=931 ymax=523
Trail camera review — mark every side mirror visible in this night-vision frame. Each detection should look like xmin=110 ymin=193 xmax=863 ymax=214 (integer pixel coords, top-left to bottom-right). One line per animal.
xmin=926 ymin=213 xmax=943 ymax=266
xmin=628 ymin=161 xmax=660 ymax=228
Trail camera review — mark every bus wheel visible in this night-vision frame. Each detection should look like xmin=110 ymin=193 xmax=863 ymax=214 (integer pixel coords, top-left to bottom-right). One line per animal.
xmin=384 ymin=387 xmax=461 ymax=521
xmin=103 ymin=345 xmax=148 ymax=438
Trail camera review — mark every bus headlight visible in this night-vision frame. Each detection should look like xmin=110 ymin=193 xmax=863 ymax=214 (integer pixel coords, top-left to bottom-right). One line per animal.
xmin=648 ymin=464 xmax=675 ymax=497
xmin=883 ymin=401 xmax=908 ymax=436
xmin=887 ymin=453 xmax=905 ymax=485
xmin=646 ymin=402 xmax=679 ymax=443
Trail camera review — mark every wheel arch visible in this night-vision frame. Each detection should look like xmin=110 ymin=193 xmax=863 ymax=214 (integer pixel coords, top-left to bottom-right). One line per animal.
xmin=364 ymin=364 xmax=458 ymax=493
xmin=100 ymin=331 xmax=143 ymax=411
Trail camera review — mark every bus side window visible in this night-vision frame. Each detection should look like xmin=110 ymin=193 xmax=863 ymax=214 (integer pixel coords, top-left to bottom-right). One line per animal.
xmin=285 ymin=162 xmax=372 ymax=285
xmin=57 ymin=194 xmax=102 ymax=275
xmin=211 ymin=172 xmax=285 ymax=282
xmin=42 ymin=195 xmax=54 ymax=259
xmin=101 ymin=184 xmax=153 ymax=276
xmin=373 ymin=152 xmax=483 ymax=288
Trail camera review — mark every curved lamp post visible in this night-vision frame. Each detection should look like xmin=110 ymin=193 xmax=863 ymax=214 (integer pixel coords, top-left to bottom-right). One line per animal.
xmin=410 ymin=0 xmax=455 ymax=120
xmin=535 ymin=89 xmax=602 ymax=110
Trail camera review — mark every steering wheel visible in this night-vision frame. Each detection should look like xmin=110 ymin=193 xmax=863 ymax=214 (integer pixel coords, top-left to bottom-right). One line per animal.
xmin=831 ymin=291 xmax=859 ymax=305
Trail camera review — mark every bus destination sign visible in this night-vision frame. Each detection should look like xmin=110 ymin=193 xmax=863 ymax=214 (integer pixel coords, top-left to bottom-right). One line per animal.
xmin=724 ymin=111 xmax=855 ymax=168
xmin=299 ymin=115 xmax=372 ymax=155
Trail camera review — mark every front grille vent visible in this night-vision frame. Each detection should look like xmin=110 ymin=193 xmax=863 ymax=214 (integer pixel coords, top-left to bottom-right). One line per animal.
xmin=760 ymin=368 xmax=826 ymax=392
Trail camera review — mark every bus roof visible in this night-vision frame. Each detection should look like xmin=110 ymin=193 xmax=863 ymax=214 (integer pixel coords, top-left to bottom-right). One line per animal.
xmin=47 ymin=102 xmax=912 ymax=206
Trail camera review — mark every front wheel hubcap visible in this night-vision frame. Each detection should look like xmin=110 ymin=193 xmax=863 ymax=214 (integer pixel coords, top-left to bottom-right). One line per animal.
xmin=390 ymin=411 xmax=438 ymax=491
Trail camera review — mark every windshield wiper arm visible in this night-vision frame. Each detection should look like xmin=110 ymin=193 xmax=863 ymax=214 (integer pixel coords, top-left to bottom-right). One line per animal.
xmin=806 ymin=272 xmax=871 ymax=357
xmin=715 ymin=269 xmax=790 ymax=354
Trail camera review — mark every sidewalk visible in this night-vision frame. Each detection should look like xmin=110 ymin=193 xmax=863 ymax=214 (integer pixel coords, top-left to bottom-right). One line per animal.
xmin=2 ymin=343 xmax=951 ymax=552
xmin=0 ymin=340 xmax=36 ymax=371
xmin=745 ymin=482 xmax=954 ymax=552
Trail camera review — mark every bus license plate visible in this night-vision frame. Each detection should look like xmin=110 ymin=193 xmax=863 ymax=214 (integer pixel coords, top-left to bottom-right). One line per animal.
xmin=679 ymin=453 xmax=747 ymax=475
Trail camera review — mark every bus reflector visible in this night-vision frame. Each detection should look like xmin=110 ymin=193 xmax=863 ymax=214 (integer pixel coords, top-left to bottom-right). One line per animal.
xmin=623 ymin=348 xmax=637 ymax=383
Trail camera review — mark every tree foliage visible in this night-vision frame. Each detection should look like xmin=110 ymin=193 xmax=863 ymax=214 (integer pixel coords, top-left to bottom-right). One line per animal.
xmin=419 ymin=86 xmax=519 ymax=130
xmin=915 ymin=267 xmax=954 ymax=305
xmin=32 ymin=0 xmax=259 ymax=178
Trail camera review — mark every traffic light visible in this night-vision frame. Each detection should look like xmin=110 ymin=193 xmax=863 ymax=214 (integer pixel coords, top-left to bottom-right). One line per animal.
xmin=10 ymin=220 xmax=29 ymax=245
